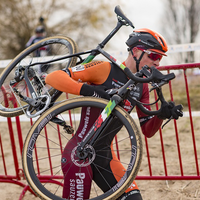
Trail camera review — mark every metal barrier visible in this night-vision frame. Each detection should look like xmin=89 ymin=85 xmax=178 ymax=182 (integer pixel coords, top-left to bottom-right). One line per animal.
xmin=137 ymin=63 xmax=200 ymax=180
xmin=0 ymin=63 xmax=200 ymax=199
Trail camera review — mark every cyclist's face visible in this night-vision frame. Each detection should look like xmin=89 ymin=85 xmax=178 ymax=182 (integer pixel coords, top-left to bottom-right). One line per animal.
xmin=129 ymin=48 xmax=161 ymax=72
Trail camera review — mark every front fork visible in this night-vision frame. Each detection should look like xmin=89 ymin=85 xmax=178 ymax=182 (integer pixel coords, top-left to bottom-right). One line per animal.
xmin=76 ymin=94 xmax=126 ymax=159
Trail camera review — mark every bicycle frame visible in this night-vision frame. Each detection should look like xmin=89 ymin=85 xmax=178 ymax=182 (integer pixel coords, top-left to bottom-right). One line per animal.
xmin=19 ymin=6 xmax=135 ymax=115
xmin=0 ymin=6 xmax=184 ymax=200
xmin=17 ymin=6 xmax=177 ymax=130
xmin=75 ymin=68 xmax=173 ymax=152
xmin=8 ymin=5 xmax=180 ymax=134
xmin=20 ymin=45 xmax=178 ymax=160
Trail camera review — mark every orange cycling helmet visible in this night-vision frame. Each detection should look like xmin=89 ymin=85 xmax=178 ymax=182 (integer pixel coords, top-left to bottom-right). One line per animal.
xmin=126 ymin=28 xmax=168 ymax=56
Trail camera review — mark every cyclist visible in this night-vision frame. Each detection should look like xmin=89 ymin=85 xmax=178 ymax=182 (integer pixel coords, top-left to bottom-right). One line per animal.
xmin=26 ymin=26 xmax=46 ymax=49
xmin=26 ymin=26 xmax=49 ymax=73
xmin=45 ymin=28 xmax=183 ymax=200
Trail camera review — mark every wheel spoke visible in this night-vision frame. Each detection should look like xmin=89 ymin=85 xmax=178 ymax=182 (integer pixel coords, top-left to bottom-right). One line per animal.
xmin=23 ymin=98 xmax=142 ymax=199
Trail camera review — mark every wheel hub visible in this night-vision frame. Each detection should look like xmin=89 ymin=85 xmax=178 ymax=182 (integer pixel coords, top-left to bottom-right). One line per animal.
xmin=71 ymin=144 xmax=96 ymax=167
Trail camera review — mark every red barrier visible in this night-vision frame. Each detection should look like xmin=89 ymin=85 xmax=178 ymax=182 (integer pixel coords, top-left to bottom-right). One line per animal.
xmin=0 ymin=86 xmax=35 ymax=198
xmin=136 ymin=63 xmax=200 ymax=180
xmin=0 ymin=63 xmax=200 ymax=199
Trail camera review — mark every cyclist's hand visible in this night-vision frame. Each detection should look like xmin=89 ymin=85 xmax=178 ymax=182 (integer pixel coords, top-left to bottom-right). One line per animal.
xmin=158 ymin=101 xmax=183 ymax=120
xmin=80 ymin=84 xmax=110 ymax=100
xmin=171 ymin=104 xmax=183 ymax=119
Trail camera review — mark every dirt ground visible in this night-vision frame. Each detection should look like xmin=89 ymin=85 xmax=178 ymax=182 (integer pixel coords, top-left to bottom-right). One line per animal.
xmin=0 ymin=114 xmax=200 ymax=200
xmin=1 ymin=179 xmax=200 ymax=200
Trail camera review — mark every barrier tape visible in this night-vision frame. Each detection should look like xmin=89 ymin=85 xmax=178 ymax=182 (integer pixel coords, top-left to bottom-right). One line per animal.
xmin=167 ymin=43 xmax=200 ymax=53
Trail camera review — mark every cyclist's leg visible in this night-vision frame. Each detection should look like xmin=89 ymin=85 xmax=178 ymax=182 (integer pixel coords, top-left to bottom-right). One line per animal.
xmin=22 ymin=97 xmax=142 ymax=199
xmin=92 ymin=120 xmax=120 ymax=191
xmin=118 ymin=190 xmax=142 ymax=200
xmin=61 ymin=135 xmax=93 ymax=199
xmin=92 ymin=140 xmax=142 ymax=196
xmin=61 ymin=106 xmax=101 ymax=199
xmin=92 ymin=119 xmax=143 ymax=199
xmin=92 ymin=119 xmax=123 ymax=191
xmin=93 ymin=144 xmax=143 ymax=200
xmin=110 ymin=144 xmax=143 ymax=200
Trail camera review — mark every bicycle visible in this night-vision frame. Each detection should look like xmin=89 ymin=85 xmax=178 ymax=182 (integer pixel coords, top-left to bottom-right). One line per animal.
xmin=0 ymin=6 xmax=182 ymax=200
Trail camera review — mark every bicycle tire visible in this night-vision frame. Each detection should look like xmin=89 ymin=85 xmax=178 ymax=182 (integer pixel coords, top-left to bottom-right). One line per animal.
xmin=22 ymin=97 xmax=143 ymax=200
xmin=0 ymin=36 xmax=78 ymax=117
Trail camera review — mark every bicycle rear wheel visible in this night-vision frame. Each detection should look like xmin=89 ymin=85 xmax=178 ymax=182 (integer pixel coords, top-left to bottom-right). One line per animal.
xmin=0 ymin=36 xmax=78 ymax=117
xmin=22 ymin=97 xmax=142 ymax=200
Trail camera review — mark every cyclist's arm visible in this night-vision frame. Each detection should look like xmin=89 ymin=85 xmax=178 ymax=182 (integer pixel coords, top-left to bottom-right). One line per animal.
xmin=136 ymin=83 xmax=163 ymax=138
xmin=45 ymin=61 xmax=111 ymax=95
xmin=25 ymin=36 xmax=35 ymax=47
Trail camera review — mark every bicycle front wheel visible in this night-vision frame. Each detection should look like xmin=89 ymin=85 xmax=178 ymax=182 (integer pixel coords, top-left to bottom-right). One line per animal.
xmin=22 ymin=97 xmax=142 ymax=200
xmin=0 ymin=36 xmax=78 ymax=117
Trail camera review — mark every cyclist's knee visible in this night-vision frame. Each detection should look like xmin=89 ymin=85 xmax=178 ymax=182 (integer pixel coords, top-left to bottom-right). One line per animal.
xmin=118 ymin=190 xmax=143 ymax=200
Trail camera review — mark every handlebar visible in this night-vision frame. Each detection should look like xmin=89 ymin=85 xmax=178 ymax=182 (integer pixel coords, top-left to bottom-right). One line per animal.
xmin=110 ymin=65 xmax=183 ymax=125
xmin=133 ymin=67 xmax=183 ymax=124
xmin=124 ymin=65 xmax=175 ymax=84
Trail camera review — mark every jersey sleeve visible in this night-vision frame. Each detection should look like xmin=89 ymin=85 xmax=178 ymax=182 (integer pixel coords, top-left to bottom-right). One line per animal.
xmin=136 ymin=83 xmax=151 ymax=118
xmin=45 ymin=61 xmax=111 ymax=95
xmin=136 ymin=83 xmax=163 ymax=138
xmin=45 ymin=70 xmax=83 ymax=95
xmin=69 ymin=61 xmax=111 ymax=84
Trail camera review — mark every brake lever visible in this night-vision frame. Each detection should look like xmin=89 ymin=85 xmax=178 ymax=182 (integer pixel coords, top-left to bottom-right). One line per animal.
xmin=149 ymin=83 xmax=159 ymax=92
xmin=106 ymin=88 xmax=118 ymax=96
xmin=161 ymin=105 xmax=183 ymax=129
xmin=161 ymin=116 xmax=173 ymax=129
xmin=149 ymin=80 xmax=168 ymax=92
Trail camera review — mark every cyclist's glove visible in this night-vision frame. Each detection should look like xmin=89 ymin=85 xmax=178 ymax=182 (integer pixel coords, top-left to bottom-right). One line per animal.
xmin=80 ymin=84 xmax=110 ymax=100
xmin=157 ymin=101 xmax=183 ymax=120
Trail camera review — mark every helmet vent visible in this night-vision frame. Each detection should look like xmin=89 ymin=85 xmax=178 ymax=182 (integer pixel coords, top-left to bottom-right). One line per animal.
xmin=159 ymin=37 xmax=165 ymax=47
xmin=147 ymin=40 xmax=157 ymax=46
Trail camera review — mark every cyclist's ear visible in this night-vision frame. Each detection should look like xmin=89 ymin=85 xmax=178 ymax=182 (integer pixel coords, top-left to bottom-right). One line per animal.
xmin=131 ymin=47 xmax=141 ymax=58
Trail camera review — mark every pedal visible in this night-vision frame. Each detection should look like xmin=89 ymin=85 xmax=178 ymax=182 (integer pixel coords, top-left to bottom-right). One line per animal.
xmin=64 ymin=125 xmax=74 ymax=134
xmin=51 ymin=117 xmax=74 ymax=134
